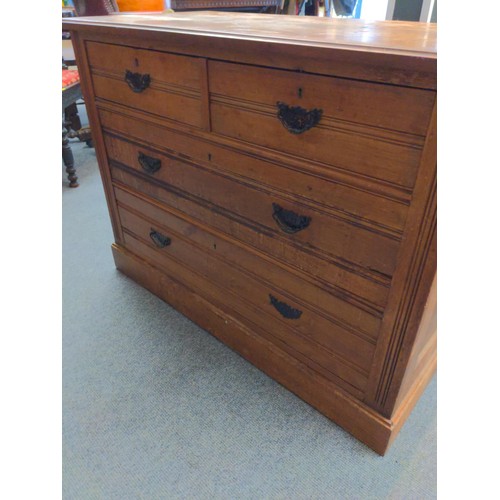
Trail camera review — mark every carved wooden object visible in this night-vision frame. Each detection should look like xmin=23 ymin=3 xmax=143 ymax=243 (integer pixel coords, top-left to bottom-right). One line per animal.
xmin=63 ymin=12 xmax=437 ymax=455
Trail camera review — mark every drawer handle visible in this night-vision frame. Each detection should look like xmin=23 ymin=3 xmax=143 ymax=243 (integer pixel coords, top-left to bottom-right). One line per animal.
xmin=276 ymin=101 xmax=322 ymax=134
xmin=269 ymin=294 xmax=303 ymax=320
xmin=138 ymin=152 xmax=161 ymax=174
xmin=149 ymin=229 xmax=171 ymax=249
xmin=272 ymin=203 xmax=311 ymax=234
xmin=124 ymin=69 xmax=151 ymax=93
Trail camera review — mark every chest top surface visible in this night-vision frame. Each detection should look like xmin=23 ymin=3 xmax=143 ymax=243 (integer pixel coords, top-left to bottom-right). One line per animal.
xmin=63 ymin=12 xmax=437 ymax=89
xmin=62 ymin=11 xmax=436 ymax=56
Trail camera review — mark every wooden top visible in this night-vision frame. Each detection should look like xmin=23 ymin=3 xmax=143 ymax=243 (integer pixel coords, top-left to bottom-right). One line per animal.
xmin=63 ymin=12 xmax=437 ymax=89
xmin=63 ymin=12 xmax=436 ymax=58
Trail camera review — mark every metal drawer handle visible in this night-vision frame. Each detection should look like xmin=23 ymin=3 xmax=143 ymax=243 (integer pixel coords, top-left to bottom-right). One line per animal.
xmin=149 ymin=229 xmax=171 ymax=249
xmin=269 ymin=294 xmax=303 ymax=320
xmin=276 ymin=101 xmax=322 ymax=134
xmin=272 ymin=203 xmax=311 ymax=234
xmin=125 ymin=69 xmax=151 ymax=93
xmin=138 ymin=152 xmax=161 ymax=174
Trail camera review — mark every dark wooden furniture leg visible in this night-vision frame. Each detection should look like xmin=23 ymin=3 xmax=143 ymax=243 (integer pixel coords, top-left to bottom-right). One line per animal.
xmin=64 ymin=102 xmax=82 ymax=132
xmin=62 ymin=80 xmax=86 ymax=187
xmin=62 ymin=121 xmax=79 ymax=188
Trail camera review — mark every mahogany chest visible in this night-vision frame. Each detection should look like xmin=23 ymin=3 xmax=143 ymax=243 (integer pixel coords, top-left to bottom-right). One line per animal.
xmin=63 ymin=12 xmax=437 ymax=455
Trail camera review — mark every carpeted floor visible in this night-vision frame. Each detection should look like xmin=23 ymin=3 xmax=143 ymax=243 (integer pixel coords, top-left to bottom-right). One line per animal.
xmin=62 ymin=124 xmax=437 ymax=499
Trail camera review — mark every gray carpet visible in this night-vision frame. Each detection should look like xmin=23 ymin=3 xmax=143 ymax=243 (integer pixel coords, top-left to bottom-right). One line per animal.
xmin=62 ymin=128 xmax=437 ymax=499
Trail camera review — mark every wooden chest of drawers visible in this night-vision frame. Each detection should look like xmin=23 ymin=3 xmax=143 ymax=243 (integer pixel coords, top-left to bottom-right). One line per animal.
xmin=63 ymin=12 xmax=437 ymax=455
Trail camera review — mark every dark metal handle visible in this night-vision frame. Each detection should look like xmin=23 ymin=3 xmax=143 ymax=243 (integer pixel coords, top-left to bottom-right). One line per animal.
xmin=276 ymin=101 xmax=322 ymax=134
xmin=269 ymin=294 xmax=302 ymax=320
xmin=149 ymin=229 xmax=171 ymax=249
xmin=272 ymin=203 xmax=311 ymax=234
xmin=138 ymin=152 xmax=161 ymax=174
xmin=125 ymin=69 xmax=151 ymax=93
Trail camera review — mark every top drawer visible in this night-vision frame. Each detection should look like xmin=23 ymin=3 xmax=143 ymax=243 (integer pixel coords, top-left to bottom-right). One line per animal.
xmin=86 ymin=41 xmax=203 ymax=128
xmin=209 ymin=61 xmax=435 ymax=188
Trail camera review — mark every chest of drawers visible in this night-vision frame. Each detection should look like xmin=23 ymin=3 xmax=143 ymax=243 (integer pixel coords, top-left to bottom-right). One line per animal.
xmin=63 ymin=12 xmax=437 ymax=455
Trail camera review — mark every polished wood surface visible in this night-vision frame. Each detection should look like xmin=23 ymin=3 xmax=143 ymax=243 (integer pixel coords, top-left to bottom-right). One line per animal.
xmin=64 ymin=13 xmax=437 ymax=455
xmin=209 ymin=60 xmax=435 ymax=135
xmin=63 ymin=12 xmax=436 ymax=88
xmin=63 ymin=12 xmax=436 ymax=56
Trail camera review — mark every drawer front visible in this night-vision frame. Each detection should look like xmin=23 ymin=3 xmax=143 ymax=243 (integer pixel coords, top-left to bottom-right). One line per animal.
xmin=114 ymin=187 xmax=376 ymax=394
xmin=87 ymin=41 xmax=203 ymax=128
xmin=99 ymin=107 xmax=409 ymax=236
xmin=209 ymin=61 xmax=435 ymax=136
xmin=209 ymin=61 xmax=434 ymax=188
xmin=111 ymin=165 xmax=390 ymax=311
xmin=115 ymin=186 xmax=382 ymax=341
xmin=104 ymin=133 xmax=401 ymax=280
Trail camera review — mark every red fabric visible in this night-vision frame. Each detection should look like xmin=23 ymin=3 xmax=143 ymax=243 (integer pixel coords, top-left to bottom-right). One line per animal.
xmin=62 ymin=69 xmax=80 ymax=90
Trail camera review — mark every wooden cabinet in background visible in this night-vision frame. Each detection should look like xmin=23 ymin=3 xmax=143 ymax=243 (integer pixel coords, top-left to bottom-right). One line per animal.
xmin=62 ymin=12 xmax=437 ymax=455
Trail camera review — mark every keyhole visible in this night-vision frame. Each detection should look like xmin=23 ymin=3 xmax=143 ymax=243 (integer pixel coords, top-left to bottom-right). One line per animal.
xmin=208 ymin=153 xmax=212 ymax=161
xmin=298 ymin=87 xmax=303 ymax=98
xmin=134 ymin=58 xmax=139 ymax=67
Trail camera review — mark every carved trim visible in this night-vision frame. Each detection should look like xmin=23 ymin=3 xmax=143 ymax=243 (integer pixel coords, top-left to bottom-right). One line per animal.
xmin=364 ymin=101 xmax=437 ymax=415
xmin=373 ymin=177 xmax=436 ymax=408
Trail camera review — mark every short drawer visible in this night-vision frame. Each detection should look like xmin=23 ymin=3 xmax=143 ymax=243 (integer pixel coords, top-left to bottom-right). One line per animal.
xmin=115 ymin=189 xmax=377 ymax=394
xmin=104 ymin=133 xmax=401 ymax=280
xmin=209 ymin=61 xmax=435 ymax=188
xmin=87 ymin=41 xmax=203 ymax=128
xmin=209 ymin=61 xmax=435 ymax=136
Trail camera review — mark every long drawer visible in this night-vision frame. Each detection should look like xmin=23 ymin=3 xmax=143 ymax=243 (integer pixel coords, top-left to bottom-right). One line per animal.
xmin=99 ymin=107 xmax=409 ymax=236
xmin=111 ymin=165 xmax=390 ymax=311
xmin=115 ymin=185 xmax=381 ymax=340
xmin=114 ymin=186 xmax=377 ymax=395
xmin=208 ymin=61 xmax=434 ymax=188
xmin=87 ymin=41 xmax=203 ymax=128
xmin=104 ymin=133 xmax=400 ymax=280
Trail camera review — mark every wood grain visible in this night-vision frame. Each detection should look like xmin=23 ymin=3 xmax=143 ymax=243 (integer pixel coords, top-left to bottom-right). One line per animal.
xmin=112 ymin=243 xmax=395 ymax=454
xmin=100 ymin=106 xmax=411 ymax=235
xmin=111 ymin=165 xmax=392 ymax=311
xmin=104 ymin=134 xmax=401 ymax=278
xmin=115 ymin=185 xmax=382 ymax=341
xmin=209 ymin=60 xmax=435 ymax=136
xmin=86 ymin=41 xmax=202 ymax=89
xmin=62 ymin=13 xmax=436 ymax=89
xmin=65 ymin=13 xmax=437 ymax=454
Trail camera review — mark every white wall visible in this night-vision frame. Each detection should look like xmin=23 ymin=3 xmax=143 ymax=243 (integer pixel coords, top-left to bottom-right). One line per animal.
xmin=359 ymin=0 xmax=390 ymax=20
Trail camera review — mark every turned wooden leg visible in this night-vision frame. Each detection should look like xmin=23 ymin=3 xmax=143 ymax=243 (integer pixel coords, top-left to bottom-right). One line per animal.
xmin=64 ymin=102 xmax=82 ymax=132
xmin=62 ymin=122 xmax=79 ymax=188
